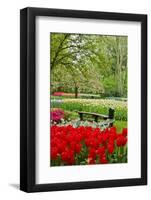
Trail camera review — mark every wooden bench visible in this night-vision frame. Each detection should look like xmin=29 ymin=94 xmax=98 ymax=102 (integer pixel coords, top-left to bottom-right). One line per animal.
xmin=77 ymin=108 xmax=115 ymax=127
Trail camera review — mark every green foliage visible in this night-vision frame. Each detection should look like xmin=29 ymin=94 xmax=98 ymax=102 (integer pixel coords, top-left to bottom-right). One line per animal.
xmin=63 ymin=110 xmax=79 ymax=121
xmin=102 ymin=75 xmax=117 ymax=96
xmin=50 ymin=33 xmax=128 ymax=97
xmin=114 ymin=120 xmax=127 ymax=132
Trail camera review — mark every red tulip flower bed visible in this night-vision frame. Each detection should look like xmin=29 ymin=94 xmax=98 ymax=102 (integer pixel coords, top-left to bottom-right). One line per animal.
xmin=50 ymin=125 xmax=127 ymax=166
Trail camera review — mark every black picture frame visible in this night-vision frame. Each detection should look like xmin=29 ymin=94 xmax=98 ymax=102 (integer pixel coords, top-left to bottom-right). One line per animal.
xmin=20 ymin=7 xmax=147 ymax=192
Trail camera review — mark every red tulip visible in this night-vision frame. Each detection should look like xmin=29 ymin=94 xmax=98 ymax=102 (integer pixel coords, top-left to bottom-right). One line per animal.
xmin=107 ymin=144 xmax=114 ymax=154
xmin=51 ymin=124 xmax=128 ymax=166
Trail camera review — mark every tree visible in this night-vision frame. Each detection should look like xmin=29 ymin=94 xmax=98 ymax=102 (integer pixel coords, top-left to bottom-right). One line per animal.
xmin=93 ymin=35 xmax=127 ymax=97
xmin=50 ymin=33 xmax=128 ymax=98
xmin=50 ymin=33 xmax=104 ymax=97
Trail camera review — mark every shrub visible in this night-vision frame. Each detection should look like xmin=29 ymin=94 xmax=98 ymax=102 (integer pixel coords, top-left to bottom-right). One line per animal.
xmin=64 ymin=111 xmax=79 ymax=121
xmin=51 ymin=108 xmax=64 ymax=123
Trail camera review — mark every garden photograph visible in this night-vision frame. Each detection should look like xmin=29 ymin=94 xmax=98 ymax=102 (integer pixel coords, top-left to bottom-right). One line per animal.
xmin=50 ymin=32 xmax=128 ymax=167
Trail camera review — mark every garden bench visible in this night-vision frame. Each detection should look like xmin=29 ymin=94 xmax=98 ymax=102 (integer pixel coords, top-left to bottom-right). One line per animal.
xmin=77 ymin=108 xmax=115 ymax=127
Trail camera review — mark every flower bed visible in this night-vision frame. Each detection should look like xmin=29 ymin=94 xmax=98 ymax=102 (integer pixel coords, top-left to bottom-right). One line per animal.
xmin=55 ymin=98 xmax=127 ymax=121
xmin=52 ymin=92 xmax=65 ymax=96
xmin=51 ymin=92 xmax=101 ymax=99
xmin=50 ymin=125 xmax=127 ymax=166
xmin=51 ymin=108 xmax=64 ymax=123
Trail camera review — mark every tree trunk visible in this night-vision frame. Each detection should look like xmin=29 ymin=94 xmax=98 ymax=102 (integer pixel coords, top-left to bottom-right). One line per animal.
xmin=115 ymin=37 xmax=123 ymax=97
xmin=75 ymin=86 xmax=78 ymax=98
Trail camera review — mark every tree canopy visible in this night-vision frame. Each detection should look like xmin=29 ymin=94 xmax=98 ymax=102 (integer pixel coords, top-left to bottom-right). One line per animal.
xmin=50 ymin=33 xmax=127 ymax=98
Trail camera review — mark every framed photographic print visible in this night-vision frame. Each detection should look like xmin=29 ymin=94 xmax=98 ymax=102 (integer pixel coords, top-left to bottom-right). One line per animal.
xmin=20 ymin=7 xmax=147 ymax=192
